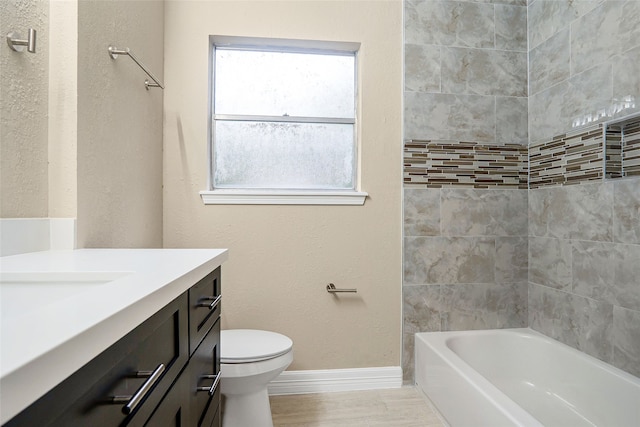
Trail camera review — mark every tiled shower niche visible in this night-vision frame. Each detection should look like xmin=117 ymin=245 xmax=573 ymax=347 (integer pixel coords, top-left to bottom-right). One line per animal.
xmin=605 ymin=114 xmax=640 ymax=179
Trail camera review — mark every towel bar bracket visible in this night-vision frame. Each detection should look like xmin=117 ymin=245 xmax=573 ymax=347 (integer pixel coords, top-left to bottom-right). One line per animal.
xmin=108 ymin=46 xmax=164 ymax=90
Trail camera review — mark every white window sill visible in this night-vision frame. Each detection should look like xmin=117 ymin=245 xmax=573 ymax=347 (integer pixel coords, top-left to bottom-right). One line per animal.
xmin=199 ymin=190 xmax=368 ymax=205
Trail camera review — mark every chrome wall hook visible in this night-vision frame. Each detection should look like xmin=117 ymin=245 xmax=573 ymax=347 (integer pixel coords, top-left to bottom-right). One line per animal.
xmin=6 ymin=29 xmax=36 ymax=53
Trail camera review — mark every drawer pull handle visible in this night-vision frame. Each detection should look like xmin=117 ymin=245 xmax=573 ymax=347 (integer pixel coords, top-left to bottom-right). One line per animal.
xmin=198 ymin=295 xmax=222 ymax=310
xmin=111 ymin=363 xmax=165 ymax=415
xmin=197 ymin=372 xmax=222 ymax=396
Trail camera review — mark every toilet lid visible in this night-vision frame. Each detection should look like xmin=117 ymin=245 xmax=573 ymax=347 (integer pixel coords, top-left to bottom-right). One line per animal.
xmin=221 ymin=329 xmax=293 ymax=363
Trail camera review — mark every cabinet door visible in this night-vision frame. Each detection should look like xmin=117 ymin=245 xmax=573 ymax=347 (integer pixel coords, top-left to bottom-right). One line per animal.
xmin=4 ymin=293 xmax=189 ymax=427
xmin=189 ymin=319 xmax=221 ymax=427
xmin=189 ymin=268 xmax=221 ymax=355
xmin=144 ymin=368 xmax=190 ymax=427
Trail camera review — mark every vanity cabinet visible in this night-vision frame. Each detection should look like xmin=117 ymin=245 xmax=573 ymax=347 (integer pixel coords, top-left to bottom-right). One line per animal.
xmin=3 ymin=267 xmax=222 ymax=427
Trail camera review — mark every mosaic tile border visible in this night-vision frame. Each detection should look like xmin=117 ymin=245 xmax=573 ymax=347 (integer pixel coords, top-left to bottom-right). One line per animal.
xmin=529 ymin=125 xmax=604 ymax=189
xmin=403 ymin=140 xmax=528 ymax=189
xmin=403 ymin=117 xmax=640 ymax=190
xmin=621 ymin=120 xmax=640 ymax=177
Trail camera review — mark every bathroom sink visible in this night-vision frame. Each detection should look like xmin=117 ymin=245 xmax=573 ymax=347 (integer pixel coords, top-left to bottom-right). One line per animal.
xmin=0 ymin=271 xmax=132 ymax=321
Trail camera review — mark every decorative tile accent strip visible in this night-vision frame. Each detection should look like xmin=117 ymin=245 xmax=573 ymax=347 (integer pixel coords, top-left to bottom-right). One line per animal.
xmin=622 ymin=120 xmax=640 ymax=177
xmin=404 ymin=140 xmax=528 ymax=188
xmin=605 ymin=127 xmax=623 ymax=179
xmin=529 ymin=125 xmax=604 ymax=189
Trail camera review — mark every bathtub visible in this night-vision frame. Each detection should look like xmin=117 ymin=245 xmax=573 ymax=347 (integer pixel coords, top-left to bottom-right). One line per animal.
xmin=415 ymin=328 xmax=640 ymax=427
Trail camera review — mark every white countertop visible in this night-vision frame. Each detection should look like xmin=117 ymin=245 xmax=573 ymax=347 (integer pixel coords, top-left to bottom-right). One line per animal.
xmin=0 ymin=248 xmax=228 ymax=424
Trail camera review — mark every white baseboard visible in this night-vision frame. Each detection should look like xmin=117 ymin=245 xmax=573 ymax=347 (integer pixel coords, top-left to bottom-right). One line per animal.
xmin=268 ymin=366 xmax=403 ymax=396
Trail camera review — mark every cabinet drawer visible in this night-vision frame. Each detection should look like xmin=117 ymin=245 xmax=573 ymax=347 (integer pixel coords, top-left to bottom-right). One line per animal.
xmin=143 ymin=367 xmax=190 ymax=427
xmin=5 ymin=293 xmax=189 ymax=427
xmin=188 ymin=268 xmax=221 ymax=355
xmin=189 ymin=318 xmax=221 ymax=427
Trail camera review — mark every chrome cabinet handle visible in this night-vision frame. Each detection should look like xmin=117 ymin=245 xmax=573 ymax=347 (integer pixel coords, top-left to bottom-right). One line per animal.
xmin=197 ymin=372 xmax=222 ymax=396
xmin=111 ymin=364 xmax=165 ymax=415
xmin=197 ymin=295 xmax=222 ymax=310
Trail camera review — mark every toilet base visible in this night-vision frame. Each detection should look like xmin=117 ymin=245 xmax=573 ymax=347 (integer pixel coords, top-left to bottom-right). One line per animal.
xmin=222 ymin=389 xmax=273 ymax=427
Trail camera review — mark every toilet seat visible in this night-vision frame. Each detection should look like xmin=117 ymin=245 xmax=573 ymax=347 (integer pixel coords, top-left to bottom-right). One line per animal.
xmin=221 ymin=329 xmax=293 ymax=363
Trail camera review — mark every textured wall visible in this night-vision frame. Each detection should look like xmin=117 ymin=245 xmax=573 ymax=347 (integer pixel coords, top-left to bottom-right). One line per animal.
xmin=0 ymin=0 xmax=49 ymax=217
xmin=529 ymin=180 xmax=640 ymax=377
xmin=163 ymin=1 xmax=403 ymax=371
xmin=528 ymin=0 xmax=640 ymax=143
xmin=48 ymin=0 xmax=77 ymax=218
xmin=76 ymin=0 xmax=163 ymax=248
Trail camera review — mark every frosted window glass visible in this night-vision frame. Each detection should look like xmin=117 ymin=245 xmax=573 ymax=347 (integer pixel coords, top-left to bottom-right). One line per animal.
xmin=215 ymin=49 xmax=355 ymax=118
xmin=214 ymin=121 xmax=354 ymax=189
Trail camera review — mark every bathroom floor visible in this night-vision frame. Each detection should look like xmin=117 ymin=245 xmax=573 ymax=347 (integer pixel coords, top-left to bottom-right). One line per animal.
xmin=269 ymin=386 xmax=446 ymax=426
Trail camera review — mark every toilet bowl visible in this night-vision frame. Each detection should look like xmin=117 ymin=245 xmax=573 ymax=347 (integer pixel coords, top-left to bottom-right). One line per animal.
xmin=220 ymin=329 xmax=293 ymax=427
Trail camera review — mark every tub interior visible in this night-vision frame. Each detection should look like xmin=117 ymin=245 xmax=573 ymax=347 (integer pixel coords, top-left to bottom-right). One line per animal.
xmin=417 ymin=329 xmax=640 ymax=427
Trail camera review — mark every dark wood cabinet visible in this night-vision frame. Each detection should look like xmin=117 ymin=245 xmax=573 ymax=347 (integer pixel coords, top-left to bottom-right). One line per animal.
xmin=3 ymin=267 xmax=222 ymax=427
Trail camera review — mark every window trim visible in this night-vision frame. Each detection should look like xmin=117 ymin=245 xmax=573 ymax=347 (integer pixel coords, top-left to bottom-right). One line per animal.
xmin=204 ymin=35 xmax=366 ymax=205
xmin=200 ymin=189 xmax=368 ymax=205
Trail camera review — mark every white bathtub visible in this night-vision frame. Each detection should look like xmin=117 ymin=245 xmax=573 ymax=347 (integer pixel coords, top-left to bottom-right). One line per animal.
xmin=415 ymin=328 xmax=640 ymax=427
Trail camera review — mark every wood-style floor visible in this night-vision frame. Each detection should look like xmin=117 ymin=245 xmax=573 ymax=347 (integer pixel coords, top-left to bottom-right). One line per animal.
xmin=269 ymin=387 xmax=447 ymax=427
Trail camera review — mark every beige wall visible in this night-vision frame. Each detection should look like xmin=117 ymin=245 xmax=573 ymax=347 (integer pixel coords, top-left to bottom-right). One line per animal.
xmin=76 ymin=0 xmax=164 ymax=248
xmin=163 ymin=1 xmax=403 ymax=370
xmin=48 ymin=0 xmax=77 ymax=218
xmin=0 ymin=0 xmax=50 ymax=218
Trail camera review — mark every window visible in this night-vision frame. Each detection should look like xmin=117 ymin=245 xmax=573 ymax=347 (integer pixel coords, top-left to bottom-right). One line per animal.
xmin=201 ymin=36 xmax=367 ymax=205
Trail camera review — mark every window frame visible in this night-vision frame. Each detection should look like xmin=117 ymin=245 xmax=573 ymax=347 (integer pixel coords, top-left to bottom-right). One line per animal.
xmin=200 ymin=35 xmax=367 ymax=205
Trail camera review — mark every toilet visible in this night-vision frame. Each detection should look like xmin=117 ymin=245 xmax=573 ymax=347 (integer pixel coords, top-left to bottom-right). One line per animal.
xmin=220 ymin=329 xmax=293 ymax=427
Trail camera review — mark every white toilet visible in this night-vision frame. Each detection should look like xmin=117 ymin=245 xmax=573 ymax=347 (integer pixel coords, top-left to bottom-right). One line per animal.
xmin=220 ymin=329 xmax=293 ymax=427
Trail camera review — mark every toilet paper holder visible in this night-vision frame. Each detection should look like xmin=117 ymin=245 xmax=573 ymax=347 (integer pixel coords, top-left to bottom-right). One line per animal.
xmin=326 ymin=283 xmax=357 ymax=293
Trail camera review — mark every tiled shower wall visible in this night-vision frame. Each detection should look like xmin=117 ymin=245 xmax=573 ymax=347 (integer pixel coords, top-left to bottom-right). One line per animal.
xmin=529 ymin=179 xmax=640 ymax=377
xmin=404 ymin=0 xmax=640 ymax=382
xmin=402 ymin=0 xmax=528 ymax=381
xmin=528 ymin=0 xmax=640 ymax=144
xmin=527 ymin=0 xmax=640 ymax=378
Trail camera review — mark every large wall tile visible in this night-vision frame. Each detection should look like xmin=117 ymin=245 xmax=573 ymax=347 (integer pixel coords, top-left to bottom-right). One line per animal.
xmin=528 ymin=0 xmax=603 ymax=51
xmin=529 ymin=28 xmax=570 ymax=96
xmin=528 ymin=237 xmax=572 ymax=290
xmin=402 ymin=332 xmax=416 ymax=383
xmin=612 ymin=306 xmax=640 ymax=377
xmin=404 ymin=0 xmax=495 ymax=48
xmin=496 ymin=96 xmax=528 ymax=145
xmin=403 ymin=285 xmax=442 ymax=334
xmin=495 ymin=4 xmax=527 ymax=52
xmin=442 ymin=282 xmax=528 ymax=330
xmin=404 ymin=236 xmax=495 ymax=284
xmin=404 ymin=92 xmax=496 ymax=142
xmin=571 ymin=0 xmax=640 ymax=76
xmin=496 ymin=236 xmax=528 ymax=283
xmin=440 ymin=188 xmax=527 ymax=236
xmin=572 ymin=240 xmax=616 ymax=301
xmin=441 ymin=47 xmax=527 ymax=97
xmin=562 ymin=63 xmax=613 ymax=125
xmin=404 ymin=188 xmax=441 ymax=236
xmin=612 ymin=243 xmax=640 ymax=312
xmin=528 ymin=282 xmax=614 ymax=364
xmin=528 ymin=187 xmax=551 ymax=237
xmin=613 ymin=178 xmax=640 ymax=244
xmin=529 ymin=182 xmax=614 ymax=241
xmin=404 ymin=44 xmax=441 ymax=93
xmin=613 ymin=45 xmax=640 ymax=104
xmin=528 ymin=81 xmax=568 ymax=143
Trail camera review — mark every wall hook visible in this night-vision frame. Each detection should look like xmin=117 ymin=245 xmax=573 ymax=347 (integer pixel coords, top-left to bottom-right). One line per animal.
xmin=6 ymin=29 xmax=36 ymax=53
